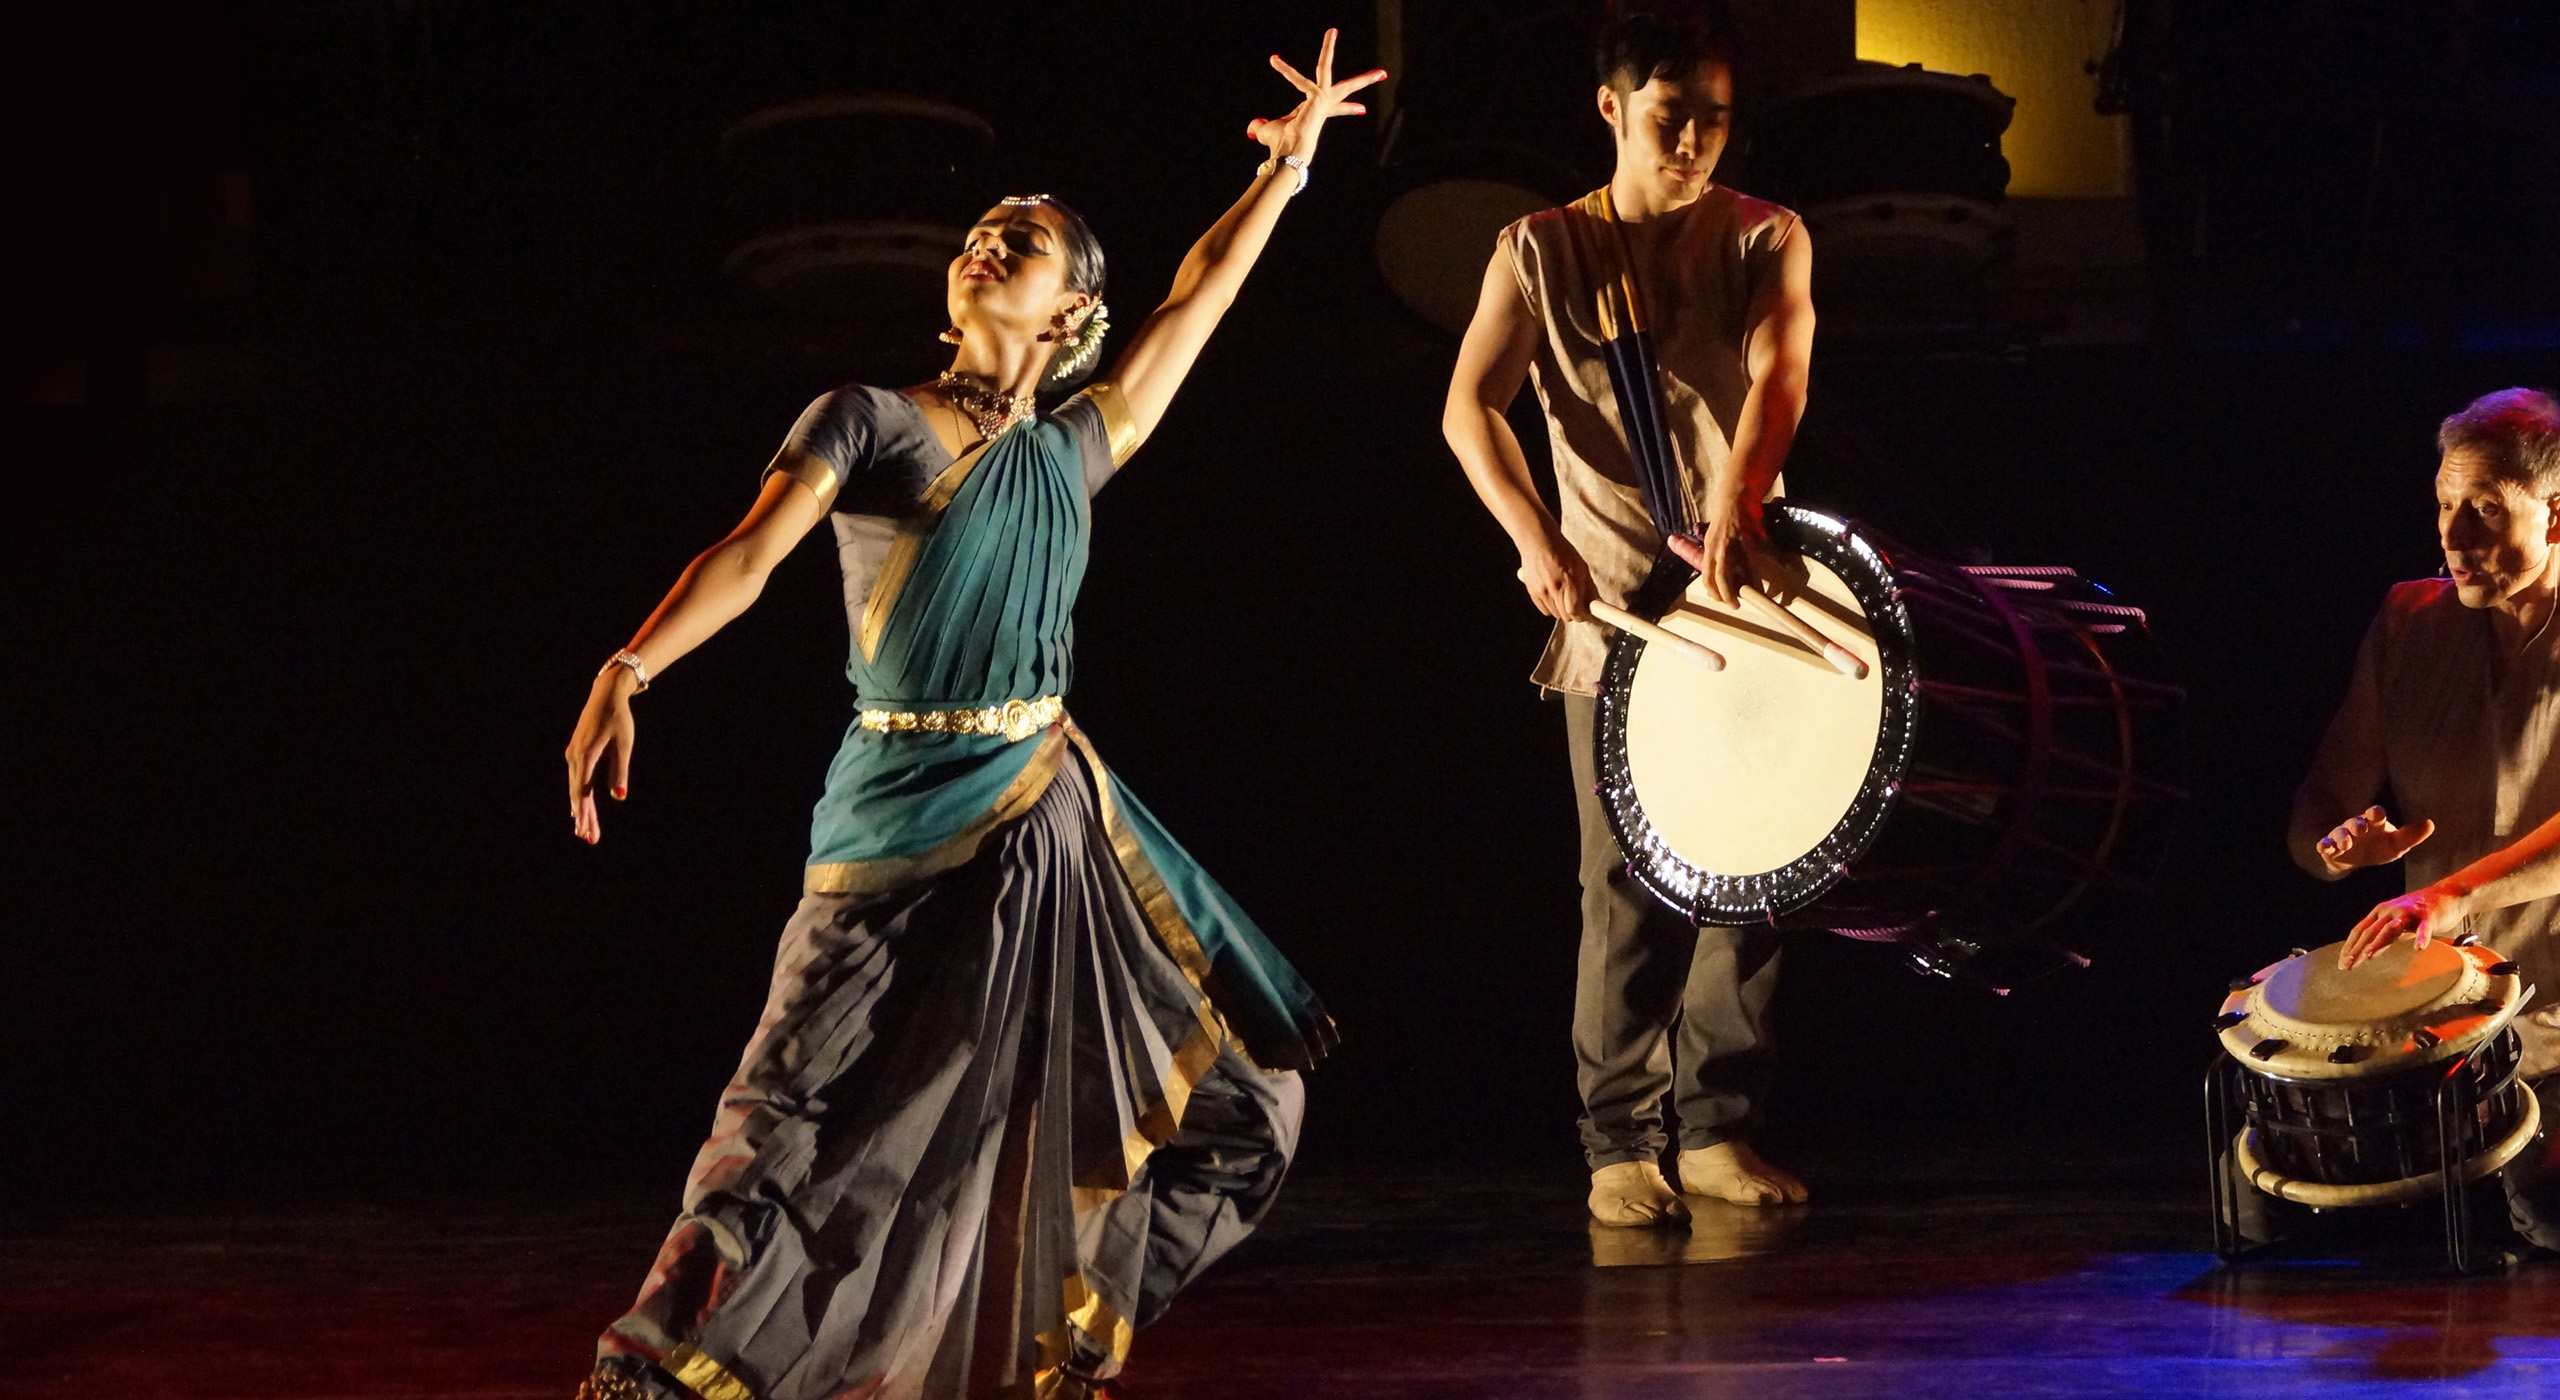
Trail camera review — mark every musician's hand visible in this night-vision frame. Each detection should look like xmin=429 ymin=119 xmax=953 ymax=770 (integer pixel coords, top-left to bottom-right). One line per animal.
xmin=2340 ymin=883 xmax=2465 ymax=970
xmin=1518 ymin=533 xmax=1597 ymax=622
xmin=566 ymin=668 xmax=639 ymax=845
xmin=2315 ymin=804 xmax=2435 ymax=877
xmin=1244 ymin=28 xmax=1386 ymax=162
xmin=1692 ymin=505 xmax=1773 ymax=607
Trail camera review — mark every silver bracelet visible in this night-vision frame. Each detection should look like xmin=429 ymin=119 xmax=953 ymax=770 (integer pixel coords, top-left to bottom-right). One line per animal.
xmin=602 ymin=649 xmax=650 ymax=693
xmin=1256 ymin=153 xmax=1311 ymax=196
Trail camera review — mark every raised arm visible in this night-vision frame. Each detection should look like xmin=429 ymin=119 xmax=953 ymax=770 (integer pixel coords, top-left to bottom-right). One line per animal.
xmin=564 ymin=468 xmax=831 ymax=844
xmin=1443 ymin=244 xmax=1594 ymax=623
xmin=1105 ymin=29 xmax=1384 ymax=442
xmin=1694 ymin=220 xmax=1814 ymax=605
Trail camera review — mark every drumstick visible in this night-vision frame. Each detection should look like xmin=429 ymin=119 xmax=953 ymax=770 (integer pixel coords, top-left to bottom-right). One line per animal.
xmin=1738 ymin=584 xmax=1869 ymax=679
xmin=1590 ymin=600 xmax=1725 ymax=672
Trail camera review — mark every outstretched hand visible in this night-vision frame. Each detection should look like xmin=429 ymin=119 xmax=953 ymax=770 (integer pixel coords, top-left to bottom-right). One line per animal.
xmin=2315 ymin=804 xmax=2435 ymax=877
xmin=1245 ymin=28 xmax=1387 ymax=160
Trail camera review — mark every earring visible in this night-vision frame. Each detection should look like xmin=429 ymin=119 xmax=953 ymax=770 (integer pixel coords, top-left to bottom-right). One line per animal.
xmin=938 ymin=327 xmax=963 ymax=345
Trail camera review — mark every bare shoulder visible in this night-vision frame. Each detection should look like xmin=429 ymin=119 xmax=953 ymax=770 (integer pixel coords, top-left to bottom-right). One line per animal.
xmin=1499 ymin=202 xmax=1583 ymax=258
xmin=1714 ymin=186 xmax=1803 ymax=247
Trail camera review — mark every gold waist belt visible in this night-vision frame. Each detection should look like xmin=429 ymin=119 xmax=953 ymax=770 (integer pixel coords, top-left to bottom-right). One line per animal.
xmin=858 ymin=695 xmax=1063 ymax=743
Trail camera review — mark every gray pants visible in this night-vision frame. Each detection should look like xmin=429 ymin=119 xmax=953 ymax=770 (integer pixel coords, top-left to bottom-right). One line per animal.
xmin=1565 ymin=694 xmax=1784 ymax=1170
xmin=591 ymin=754 xmax=1303 ymax=1400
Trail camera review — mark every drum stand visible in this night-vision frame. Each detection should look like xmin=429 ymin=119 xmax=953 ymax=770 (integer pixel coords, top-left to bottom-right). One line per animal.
xmin=2204 ymin=1050 xmax=2515 ymax=1274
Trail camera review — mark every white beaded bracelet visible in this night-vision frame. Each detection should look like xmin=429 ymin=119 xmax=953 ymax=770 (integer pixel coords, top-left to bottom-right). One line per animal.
xmin=602 ymin=649 xmax=650 ymax=693
xmin=1256 ymin=154 xmax=1311 ymax=196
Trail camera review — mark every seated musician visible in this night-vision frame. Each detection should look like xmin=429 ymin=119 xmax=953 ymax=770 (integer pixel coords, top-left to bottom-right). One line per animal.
xmin=2289 ymin=387 xmax=2560 ymax=1248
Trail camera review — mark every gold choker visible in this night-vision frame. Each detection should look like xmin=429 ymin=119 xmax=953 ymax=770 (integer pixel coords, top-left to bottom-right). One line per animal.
xmin=935 ymin=371 xmax=1035 ymax=442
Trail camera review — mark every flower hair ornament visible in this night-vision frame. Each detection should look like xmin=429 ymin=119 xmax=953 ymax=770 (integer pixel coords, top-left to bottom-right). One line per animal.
xmin=1051 ymin=302 xmax=1110 ymax=382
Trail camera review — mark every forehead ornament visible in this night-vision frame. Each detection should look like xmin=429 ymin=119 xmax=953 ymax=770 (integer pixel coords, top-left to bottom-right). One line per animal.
xmin=1000 ymin=194 xmax=1050 ymax=207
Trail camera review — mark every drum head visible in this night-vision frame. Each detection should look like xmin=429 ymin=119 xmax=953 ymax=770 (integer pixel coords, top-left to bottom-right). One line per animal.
xmin=1625 ymin=555 xmax=1883 ymax=877
xmin=1596 ymin=506 xmax=1920 ymax=925
xmin=2264 ymin=938 xmax=2467 ymax=1024
xmin=2218 ymin=938 xmax=2529 ymax=1081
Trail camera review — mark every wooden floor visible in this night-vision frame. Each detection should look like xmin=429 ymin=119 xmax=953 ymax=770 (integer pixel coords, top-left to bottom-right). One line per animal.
xmin=10 ymin=1163 xmax=2558 ymax=1399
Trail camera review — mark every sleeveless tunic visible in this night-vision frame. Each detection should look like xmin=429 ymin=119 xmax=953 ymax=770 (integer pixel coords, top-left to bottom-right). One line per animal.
xmin=1499 ymin=184 xmax=1801 ymax=693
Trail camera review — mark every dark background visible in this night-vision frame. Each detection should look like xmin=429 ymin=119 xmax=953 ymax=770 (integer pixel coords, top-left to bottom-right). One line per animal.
xmin=8 ymin=1 xmax=2560 ymax=1200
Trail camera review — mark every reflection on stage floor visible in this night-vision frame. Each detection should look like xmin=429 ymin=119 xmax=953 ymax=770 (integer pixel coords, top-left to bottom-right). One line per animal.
xmin=9 ymin=1153 xmax=2558 ymax=1398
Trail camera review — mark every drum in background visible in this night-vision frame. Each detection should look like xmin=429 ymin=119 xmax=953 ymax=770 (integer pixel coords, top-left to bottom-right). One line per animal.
xmin=719 ymin=93 xmax=997 ymax=374
xmin=1751 ymin=62 xmax=2016 ymax=210
xmin=1750 ymin=63 xmax=2019 ymax=345
xmin=1592 ymin=503 xmax=2183 ymax=986
xmin=2216 ymin=938 xmax=2539 ymax=1207
xmin=1374 ymin=140 xmax=1584 ymax=335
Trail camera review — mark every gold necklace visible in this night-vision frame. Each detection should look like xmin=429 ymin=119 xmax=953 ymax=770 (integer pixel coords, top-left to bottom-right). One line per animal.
xmin=935 ymin=371 xmax=1035 ymax=442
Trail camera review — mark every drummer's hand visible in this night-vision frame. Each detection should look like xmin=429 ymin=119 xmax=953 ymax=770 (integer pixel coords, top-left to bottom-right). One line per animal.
xmin=566 ymin=667 xmax=640 ymax=845
xmin=1518 ymin=532 xmax=1597 ymax=622
xmin=2340 ymin=883 xmax=2465 ymax=970
xmin=1690 ymin=506 xmax=1772 ymax=607
xmin=2315 ymin=804 xmax=2435 ymax=877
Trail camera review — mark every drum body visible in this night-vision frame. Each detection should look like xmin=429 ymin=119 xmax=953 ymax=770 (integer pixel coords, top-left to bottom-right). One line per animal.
xmin=1592 ymin=504 xmax=2181 ymax=981
xmin=2216 ymin=938 xmax=2540 ymax=1207
xmin=2235 ymin=1031 xmax=2526 ymax=1190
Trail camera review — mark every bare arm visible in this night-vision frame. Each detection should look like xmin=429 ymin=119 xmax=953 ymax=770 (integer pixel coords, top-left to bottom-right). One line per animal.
xmin=2338 ymin=809 xmax=2560 ymax=970
xmin=1442 ymin=245 xmax=1593 ymax=622
xmin=1108 ymin=30 xmax=1384 ymax=441
xmin=1695 ymin=221 xmax=1815 ymax=605
xmin=563 ymin=467 xmax=830 ymax=843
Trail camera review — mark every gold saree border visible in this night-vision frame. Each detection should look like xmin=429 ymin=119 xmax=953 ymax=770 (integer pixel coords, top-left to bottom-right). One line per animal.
xmin=1065 ymin=1273 xmax=1136 ymax=1363
xmin=858 ymin=436 xmax=998 ymax=663
xmin=1031 ymin=1276 xmax=1138 ymax=1398
xmin=1078 ymin=380 xmax=1142 ymax=466
xmin=664 ymin=1344 xmax=761 ymax=1400
xmin=1062 ymin=723 xmax=1246 ymax=1212
xmin=760 ymin=445 xmax=840 ymax=513
xmin=802 ymin=729 xmax=1069 ymax=894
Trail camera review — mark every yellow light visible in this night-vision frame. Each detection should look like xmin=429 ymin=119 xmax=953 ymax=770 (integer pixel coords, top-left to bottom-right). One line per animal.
xmin=1855 ymin=0 xmax=2130 ymax=198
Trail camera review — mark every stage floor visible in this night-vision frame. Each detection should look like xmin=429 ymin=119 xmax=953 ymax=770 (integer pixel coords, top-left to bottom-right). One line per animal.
xmin=10 ymin=1161 xmax=2557 ymax=1399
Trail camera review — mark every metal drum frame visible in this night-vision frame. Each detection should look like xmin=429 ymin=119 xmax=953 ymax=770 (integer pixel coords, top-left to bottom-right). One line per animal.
xmin=2206 ymin=1026 xmax=2532 ymax=1274
xmin=1592 ymin=504 xmax=2184 ymax=988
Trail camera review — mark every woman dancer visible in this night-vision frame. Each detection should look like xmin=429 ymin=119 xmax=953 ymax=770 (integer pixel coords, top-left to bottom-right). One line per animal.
xmin=561 ymin=32 xmax=1381 ymax=1400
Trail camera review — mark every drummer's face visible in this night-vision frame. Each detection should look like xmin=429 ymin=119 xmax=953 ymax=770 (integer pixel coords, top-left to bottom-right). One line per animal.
xmin=1600 ymin=60 xmax=1733 ymax=204
xmin=2436 ymin=450 xmax=2560 ymax=609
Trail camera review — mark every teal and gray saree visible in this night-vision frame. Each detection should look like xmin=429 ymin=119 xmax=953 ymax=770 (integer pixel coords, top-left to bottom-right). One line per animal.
xmin=580 ymin=382 xmax=1332 ymax=1400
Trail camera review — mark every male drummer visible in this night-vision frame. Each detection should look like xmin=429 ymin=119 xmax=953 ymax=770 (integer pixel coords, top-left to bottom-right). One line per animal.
xmin=2289 ymin=387 xmax=2560 ymax=1248
xmin=1443 ymin=0 xmax=1815 ymax=1225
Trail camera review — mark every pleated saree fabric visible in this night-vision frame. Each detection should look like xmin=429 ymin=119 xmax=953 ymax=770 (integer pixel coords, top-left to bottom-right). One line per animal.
xmin=580 ymin=384 xmax=1329 ymax=1400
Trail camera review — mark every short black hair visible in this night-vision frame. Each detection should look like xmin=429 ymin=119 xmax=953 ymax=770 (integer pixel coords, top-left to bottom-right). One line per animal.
xmin=1594 ymin=0 xmax=1739 ymax=94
